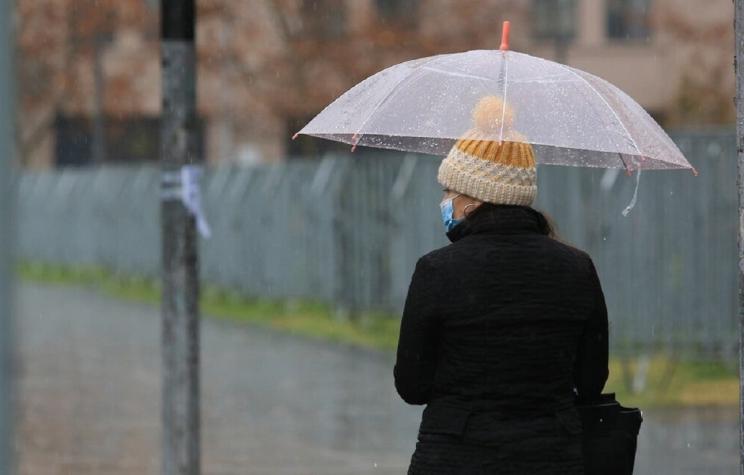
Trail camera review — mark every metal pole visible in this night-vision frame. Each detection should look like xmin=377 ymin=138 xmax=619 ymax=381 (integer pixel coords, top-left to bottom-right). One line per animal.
xmin=736 ymin=1 xmax=744 ymax=473
xmin=160 ymin=1 xmax=200 ymax=474
xmin=0 ymin=0 xmax=14 ymax=471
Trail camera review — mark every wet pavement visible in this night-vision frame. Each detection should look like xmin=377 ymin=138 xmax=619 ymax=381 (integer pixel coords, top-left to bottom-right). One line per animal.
xmin=13 ymin=283 xmax=738 ymax=474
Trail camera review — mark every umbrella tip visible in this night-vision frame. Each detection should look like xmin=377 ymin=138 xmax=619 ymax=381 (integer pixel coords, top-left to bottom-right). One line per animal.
xmin=292 ymin=132 xmax=299 ymax=140
xmin=691 ymin=166 xmax=699 ymax=176
xmin=500 ymin=20 xmax=511 ymax=51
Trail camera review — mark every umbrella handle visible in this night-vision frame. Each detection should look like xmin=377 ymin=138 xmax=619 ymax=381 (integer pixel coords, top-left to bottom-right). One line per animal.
xmin=500 ymin=21 xmax=510 ymax=51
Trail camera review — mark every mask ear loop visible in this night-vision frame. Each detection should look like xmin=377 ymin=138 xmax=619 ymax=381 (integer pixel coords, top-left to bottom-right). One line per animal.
xmin=463 ymin=202 xmax=478 ymax=217
xmin=447 ymin=192 xmax=462 ymax=210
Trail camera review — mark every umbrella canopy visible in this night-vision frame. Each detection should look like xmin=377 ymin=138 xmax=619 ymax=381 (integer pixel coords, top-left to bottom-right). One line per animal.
xmin=293 ymin=24 xmax=695 ymax=175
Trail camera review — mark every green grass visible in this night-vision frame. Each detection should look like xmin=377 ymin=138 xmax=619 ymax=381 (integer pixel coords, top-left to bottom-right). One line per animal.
xmin=18 ymin=261 xmax=402 ymax=351
xmin=605 ymin=353 xmax=738 ymax=408
xmin=18 ymin=261 xmax=739 ymax=408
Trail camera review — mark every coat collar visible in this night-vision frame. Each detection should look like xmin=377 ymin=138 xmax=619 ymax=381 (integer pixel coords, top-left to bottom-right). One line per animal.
xmin=445 ymin=204 xmax=545 ymax=243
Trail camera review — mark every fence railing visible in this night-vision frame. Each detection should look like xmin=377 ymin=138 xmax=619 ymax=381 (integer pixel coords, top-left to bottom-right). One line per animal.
xmin=17 ymin=129 xmax=737 ymax=357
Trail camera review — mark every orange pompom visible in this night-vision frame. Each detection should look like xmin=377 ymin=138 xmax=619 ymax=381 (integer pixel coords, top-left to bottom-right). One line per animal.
xmin=472 ymin=95 xmax=514 ymax=133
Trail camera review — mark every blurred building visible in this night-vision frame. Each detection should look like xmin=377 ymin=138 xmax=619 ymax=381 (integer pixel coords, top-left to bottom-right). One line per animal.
xmin=16 ymin=0 xmax=734 ymax=168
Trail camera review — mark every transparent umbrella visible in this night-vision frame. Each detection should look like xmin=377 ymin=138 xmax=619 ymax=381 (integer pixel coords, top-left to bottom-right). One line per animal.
xmin=293 ymin=22 xmax=695 ymax=177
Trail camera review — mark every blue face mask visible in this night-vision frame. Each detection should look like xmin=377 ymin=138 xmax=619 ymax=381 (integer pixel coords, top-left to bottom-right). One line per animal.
xmin=440 ymin=194 xmax=463 ymax=232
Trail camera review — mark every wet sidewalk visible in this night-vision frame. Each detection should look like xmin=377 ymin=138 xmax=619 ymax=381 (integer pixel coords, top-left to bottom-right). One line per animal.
xmin=13 ymin=284 xmax=737 ymax=474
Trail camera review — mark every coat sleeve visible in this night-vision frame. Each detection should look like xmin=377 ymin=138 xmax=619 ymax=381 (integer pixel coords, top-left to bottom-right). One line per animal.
xmin=393 ymin=255 xmax=440 ymax=405
xmin=573 ymin=257 xmax=609 ymax=403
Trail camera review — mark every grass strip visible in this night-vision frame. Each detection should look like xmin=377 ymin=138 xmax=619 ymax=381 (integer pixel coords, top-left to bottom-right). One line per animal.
xmin=18 ymin=261 xmax=738 ymax=408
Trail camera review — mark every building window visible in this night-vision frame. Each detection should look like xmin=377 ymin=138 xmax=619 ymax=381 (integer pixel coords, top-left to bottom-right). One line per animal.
xmin=607 ymin=0 xmax=652 ymax=40
xmin=375 ymin=0 xmax=419 ymax=27
xmin=300 ymin=0 xmax=347 ymax=38
xmin=54 ymin=115 xmax=205 ymax=166
xmin=533 ymin=0 xmax=577 ymax=41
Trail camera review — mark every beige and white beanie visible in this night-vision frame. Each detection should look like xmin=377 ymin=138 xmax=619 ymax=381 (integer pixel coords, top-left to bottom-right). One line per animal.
xmin=437 ymin=95 xmax=537 ymax=206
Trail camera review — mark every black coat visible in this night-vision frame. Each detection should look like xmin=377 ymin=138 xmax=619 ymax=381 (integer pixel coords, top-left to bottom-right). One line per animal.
xmin=394 ymin=204 xmax=609 ymax=474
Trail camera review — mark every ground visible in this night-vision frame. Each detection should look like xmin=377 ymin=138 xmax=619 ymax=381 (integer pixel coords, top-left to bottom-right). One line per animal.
xmin=12 ymin=283 xmax=739 ymax=474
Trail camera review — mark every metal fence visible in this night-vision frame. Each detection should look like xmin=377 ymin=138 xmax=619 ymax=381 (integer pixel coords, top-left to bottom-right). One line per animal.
xmin=17 ymin=130 xmax=737 ymax=357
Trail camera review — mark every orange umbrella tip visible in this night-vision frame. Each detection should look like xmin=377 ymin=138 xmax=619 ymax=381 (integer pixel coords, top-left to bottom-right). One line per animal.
xmin=500 ymin=20 xmax=511 ymax=51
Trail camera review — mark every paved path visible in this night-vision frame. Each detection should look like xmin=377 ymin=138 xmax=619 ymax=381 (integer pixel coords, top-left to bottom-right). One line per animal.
xmin=13 ymin=283 xmax=738 ymax=474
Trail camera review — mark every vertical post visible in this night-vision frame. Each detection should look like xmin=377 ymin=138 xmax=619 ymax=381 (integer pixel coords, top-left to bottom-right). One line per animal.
xmin=0 ymin=0 xmax=14 ymax=471
xmin=553 ymin=0 xmax=573 ymax=65
xmin=160 ymin=1 xmax=200 ymax=475
xmin=91 ymin=35 xmax=108 ymax=164
xmin=736 ymin=1 xmax=744 ymax=473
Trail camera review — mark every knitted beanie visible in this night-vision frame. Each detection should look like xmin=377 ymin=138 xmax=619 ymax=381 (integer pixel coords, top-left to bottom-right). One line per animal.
xmin=437 ymin=96 xmax=537 ymax=206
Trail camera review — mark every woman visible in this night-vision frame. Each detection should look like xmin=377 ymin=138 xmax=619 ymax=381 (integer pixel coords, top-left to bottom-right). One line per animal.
xmin=393 ymin=96 xmax=609 ymax=474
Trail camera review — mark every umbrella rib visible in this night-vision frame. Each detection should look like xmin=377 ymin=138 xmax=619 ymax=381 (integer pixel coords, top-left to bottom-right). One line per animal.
xmin=609 ymin=84 xmax=694 ymax=173
xmin=350 ymin=56 xmax=441 ymax=151
xmin=421 ymin=65 xmax=496 ymax=82
xmin=552 ymin=62 xmax=644 ymax=170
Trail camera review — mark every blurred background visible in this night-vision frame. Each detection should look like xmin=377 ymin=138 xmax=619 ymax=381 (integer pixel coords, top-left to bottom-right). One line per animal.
xmin=15 ymin=0 xmax=734 ymax=168
xmin=5 ymin=0 xmax=739 ymax=474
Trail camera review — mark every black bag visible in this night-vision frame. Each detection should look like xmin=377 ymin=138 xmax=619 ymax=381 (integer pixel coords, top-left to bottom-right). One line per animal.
xmin=575 ymin=393 xmax=643 ymax=475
